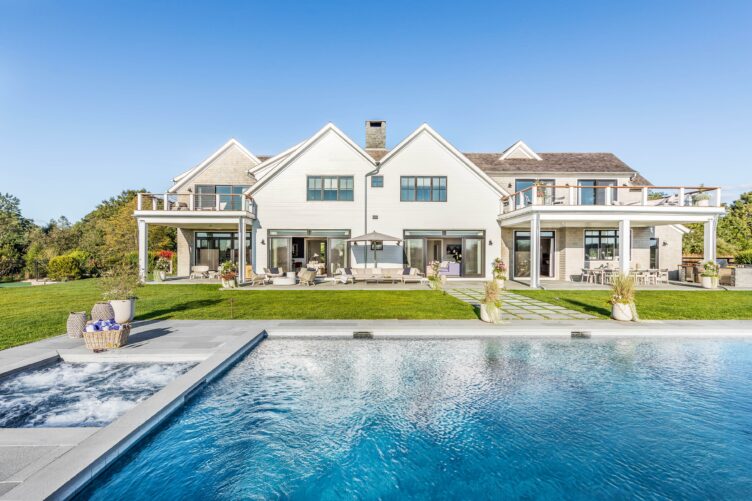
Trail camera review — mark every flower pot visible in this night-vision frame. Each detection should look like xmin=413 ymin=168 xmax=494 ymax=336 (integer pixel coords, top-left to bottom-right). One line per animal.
xmin=66 ymin=311 xmax=87 ymax=339
xmin=91 ymin=302 xmax=115 ymax=321
xmin=109 ymin=298 xmax=135 ymax=323
xmin=480 ymin=304 xmax=501 ymax=323
xmin=222 ymin=278 xmax=237 ymax=289
xmin=153 ymin=271 xmax=162 ymax=282
xmin=701 ymin=276 xmax=717 ymax=289
xmin=694 ymin=199 xmax=710 ymax=207
xmin=159 ymin=270 xmax=166 ymax=281
xmin=496 ymin=279 xmax=505 ymax=290
xmin=611 ymin=302 xmax=633 ymax=321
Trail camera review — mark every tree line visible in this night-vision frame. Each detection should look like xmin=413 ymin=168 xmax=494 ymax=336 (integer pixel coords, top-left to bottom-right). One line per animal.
xmin=0 ymin=191 xmax=175 ymax=282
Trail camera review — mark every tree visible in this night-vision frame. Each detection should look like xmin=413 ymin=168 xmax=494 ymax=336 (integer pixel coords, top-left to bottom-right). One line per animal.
xmin=0 ymin=193 xmax=33 ymax=278
xmin=683 ymin=191 xmax=752 ymax=256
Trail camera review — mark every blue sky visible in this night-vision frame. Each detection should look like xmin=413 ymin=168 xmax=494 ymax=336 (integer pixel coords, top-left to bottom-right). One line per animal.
xmin=1 ymin=0 xmax=750 ymax=223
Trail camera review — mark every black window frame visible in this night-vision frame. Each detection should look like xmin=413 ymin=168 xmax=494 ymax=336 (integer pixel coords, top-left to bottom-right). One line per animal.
xmin=306 ymin=176 xmax=354 ymax=201
xmin=584 ymin=229 xmax=619 ymax=261
xmin=400 ymin=176 xmax=447 ymax=202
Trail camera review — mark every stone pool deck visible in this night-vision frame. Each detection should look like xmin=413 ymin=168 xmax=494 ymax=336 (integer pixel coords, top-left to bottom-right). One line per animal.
xmin=1 ymin=319 xmax=752 ymax=499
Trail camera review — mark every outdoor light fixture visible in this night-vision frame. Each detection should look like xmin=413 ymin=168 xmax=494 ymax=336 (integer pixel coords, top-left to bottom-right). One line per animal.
xmin=489 ymin=240 xmax=493 ymax=246
xmin=260 ymin=239 xmax=265 ymax=245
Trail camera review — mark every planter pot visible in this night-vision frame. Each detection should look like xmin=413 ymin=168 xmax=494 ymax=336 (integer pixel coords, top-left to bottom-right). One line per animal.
xmin=158 ymin=270 xmax=167 ymax=281
xmin=91 ymin=302 xmax=115 ymax=321
xmin=153 ymin=271 xmax=162 ymax=282
xmin=611 ymin=302 xmax=633 ymax=321
xmin=480 ymin=304 xmax=501 ymax=323
xmin=66 ymin=311 xmax=87 ymax=339
xmin=109 ymin=298 xmax=135 ymax=323
xmin=694 ymin=199 xmax=710 ymax=207
xmin=496 ymin=279 xmax=505 ymax=290
xmin=222 ymin=278 xmax=237 ymax=289
xmin=701 ymin=276 xmax=718 ymax=289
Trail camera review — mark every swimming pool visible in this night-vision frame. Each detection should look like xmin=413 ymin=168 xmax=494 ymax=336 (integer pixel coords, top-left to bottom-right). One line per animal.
xmin=0 ymin=362 xmax=195 ymax=428
xmin=81 ymin=338 xmax=752 ymax=499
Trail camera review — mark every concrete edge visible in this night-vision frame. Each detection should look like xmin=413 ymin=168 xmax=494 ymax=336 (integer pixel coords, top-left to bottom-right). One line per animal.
xmin=0 ymin=354 xmax=60 ymax=380
xmin=2 ymin=330 xmax=267 ymax=501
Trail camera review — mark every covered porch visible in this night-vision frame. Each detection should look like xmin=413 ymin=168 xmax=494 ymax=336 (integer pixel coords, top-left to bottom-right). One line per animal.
xmin=498 ymin=205 xmax=724 ymax=289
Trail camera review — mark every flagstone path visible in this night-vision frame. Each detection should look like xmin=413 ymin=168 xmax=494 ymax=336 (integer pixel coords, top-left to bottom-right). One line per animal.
xmin=447 ymin=287 xmax=596 ymax=320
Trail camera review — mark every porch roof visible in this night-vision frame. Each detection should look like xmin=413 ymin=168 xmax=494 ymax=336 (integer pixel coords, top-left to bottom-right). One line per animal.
xmin=497 ymin=204 xmax=725 ymax=228
xmin=133 ymin=210 xmax=254 ymax=228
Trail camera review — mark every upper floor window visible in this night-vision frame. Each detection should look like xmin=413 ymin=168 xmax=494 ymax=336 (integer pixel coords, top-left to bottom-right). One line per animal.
xmin=195 ymin=185 xmax=249 ymax=210
xmin=307 ymin=176 xmax=354 ymax=201
xmin=578 ymin=179 xmax=617 ymax=205
xmin=371 ymin=175 xmax=384 ymax=188
xmin=400 ymin=176 xmax=447 ymax=202
xmin=515 ymin=179 xmax=554 ymax=205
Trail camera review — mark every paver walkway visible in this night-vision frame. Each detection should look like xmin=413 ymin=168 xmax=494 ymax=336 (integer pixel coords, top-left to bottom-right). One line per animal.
xmin=447 ymin=287 xmax=596 ymax=320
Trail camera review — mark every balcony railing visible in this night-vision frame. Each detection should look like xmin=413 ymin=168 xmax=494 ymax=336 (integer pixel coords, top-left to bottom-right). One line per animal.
xmin=136 ymin=193 xmax=254 ymax=214
xmin=500 ymin=185 xmax=722 ymax=214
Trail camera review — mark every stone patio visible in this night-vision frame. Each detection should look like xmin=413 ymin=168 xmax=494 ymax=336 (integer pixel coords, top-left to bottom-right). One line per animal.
xmin=446 ymin=287 xmax=597 ymax=320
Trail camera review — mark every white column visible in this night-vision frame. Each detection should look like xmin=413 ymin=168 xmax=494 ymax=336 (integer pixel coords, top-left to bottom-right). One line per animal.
xmin=704 ymin=217 xmax=717 ymax=263
xmin=137 ymin=219 xmax=148 ymax=282
xmin=238 ymin=218 xmax=247 ymax=283
xmin=530 ymin=214 xmax=541 ymax=289
xmin=619 ymin=218 xmax=631 ymax=276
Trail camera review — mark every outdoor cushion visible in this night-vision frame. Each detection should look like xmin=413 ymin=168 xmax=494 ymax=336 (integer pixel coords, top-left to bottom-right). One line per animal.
xmin=403 ymin=268 xmax=411 ymax=275
xmin=270 ymin=267 xmax=279 ymax=274
xmin=344 ymin=268 xmax=352 ymax=275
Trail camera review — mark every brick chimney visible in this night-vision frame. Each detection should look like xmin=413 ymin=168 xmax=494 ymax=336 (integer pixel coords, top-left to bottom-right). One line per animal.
xmin=365 ymin=120 xmax=386 ymax=149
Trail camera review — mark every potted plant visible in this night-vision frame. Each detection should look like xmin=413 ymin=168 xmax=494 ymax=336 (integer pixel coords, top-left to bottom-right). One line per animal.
xmin=479 ymin=280 xmax=502 ymax=323
xmin=427 ymin=260 xmax=442 ymax=290
xmin=608 ymin=273 xmax=636 ymax=321
xmin=220 ymin=261 xmax=238 ymax=288
xmin=692 ymin=189 xmax=711 ymax=207
xmin=101 ymin=263 xmax=140 ymax=323
xmin=700 ymin=260 xmax=719 ymax=289
xmin=533 ymin=180 xmax=546 ymax=205
xmin=492 ymin=258 xmax=507 ymax=289
xmin=154 ymin=256 xmax=170 ymax=282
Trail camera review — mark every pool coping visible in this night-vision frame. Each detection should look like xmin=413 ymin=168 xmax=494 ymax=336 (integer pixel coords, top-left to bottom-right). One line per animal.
xmin=2 ymin=329 xmax=267 ymax=500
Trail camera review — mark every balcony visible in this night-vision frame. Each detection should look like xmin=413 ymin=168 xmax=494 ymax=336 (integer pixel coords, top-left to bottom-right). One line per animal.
xmin=136 ymin=193 xmax=255 ymax=215
xmin=500 ymin=185 xmax=722 ymax=215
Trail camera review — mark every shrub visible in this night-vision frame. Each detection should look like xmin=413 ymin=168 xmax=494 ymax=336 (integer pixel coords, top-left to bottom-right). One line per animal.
xmin=735 ymin=250 xmax=752 ymax=265
xmin=66 ymin=250 xmax=94 ymax=276
xmin=700 ymin=260 xmax=719 ymax=277
xmin=609 ymin=273 xmax=635 ymax=305
xmin=47 ymin=254 xmax=82 ymax=281
xmin=482 ymin=280 xmax=501 ymax=308
xmin=100 ymin=262 xmax=140 ymax=300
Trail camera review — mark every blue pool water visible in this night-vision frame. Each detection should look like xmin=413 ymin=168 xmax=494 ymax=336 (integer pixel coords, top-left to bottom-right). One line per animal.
xmin=82 ymin=338 xmax=752 ymax=499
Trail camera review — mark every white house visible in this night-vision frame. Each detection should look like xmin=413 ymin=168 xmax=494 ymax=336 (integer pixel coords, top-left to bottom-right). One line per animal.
xmin=134 ymin=120 xmax=724 ymax=286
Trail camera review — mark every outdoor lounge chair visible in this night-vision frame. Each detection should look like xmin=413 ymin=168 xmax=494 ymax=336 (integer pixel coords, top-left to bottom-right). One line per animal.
xmin=247 ymin=271 xmax=270 ymax=286
xmin=335 ymin=268 xmax=354 ymax=284
xmin=298 ymin=269 xmax=316 ymax=286
xmin=190 ymin=265 xmax=209 ymax=279
xmin=264 ymin=267 xmax=284 ymax=278
xmin=401 ymin=267 xmax=424 ymax=284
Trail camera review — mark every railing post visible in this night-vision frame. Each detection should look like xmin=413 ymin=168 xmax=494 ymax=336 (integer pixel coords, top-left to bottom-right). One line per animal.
xmin=641 ymin=187 xmax=648 ymax=206
xmin=137 ymin=193 xmax=143 ymax=211
xmin=530 ymin=188 xmax=538 ymax=206
xmin=569 ymin=185 xmax=576 ymax=205
xmin=152 ymin=197 xmax=157 ymax=210
xmin=189 ymin=193 xmax=195 ymax=210
xmin=605 ymin=186 xmax=613 ymax=206
xmin=678 ymin=187 xmax=685 ymax=207
xmin=716 ymin=187 xmax=722 ymax=207
xmin=215 ymin=194 xmax=221 ymax=211
xmin=163 ymin=193 xmax=169 ymax=210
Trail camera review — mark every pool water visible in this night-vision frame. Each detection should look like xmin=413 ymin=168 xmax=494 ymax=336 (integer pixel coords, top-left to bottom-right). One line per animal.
xmin=82 ymin=338 xmax=752 ymax=499
xmin=0 ymin=362 xmax=195 ymax=428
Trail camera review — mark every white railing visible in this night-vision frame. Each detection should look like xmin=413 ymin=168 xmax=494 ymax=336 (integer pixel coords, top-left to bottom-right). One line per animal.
xmin=500 ymin=185 xmax=722 ymax=214
xmin=136 ymin=193 xmax=254 ymax=213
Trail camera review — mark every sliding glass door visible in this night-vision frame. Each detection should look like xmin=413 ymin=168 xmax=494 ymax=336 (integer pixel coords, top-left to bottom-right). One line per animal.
xmin=194 ymin=232 xmax=251 ymax=271
xmin=462 ymin=237 xmax=483 ymax=277
xmin=403 ymin=230 xmax=485 ymax=277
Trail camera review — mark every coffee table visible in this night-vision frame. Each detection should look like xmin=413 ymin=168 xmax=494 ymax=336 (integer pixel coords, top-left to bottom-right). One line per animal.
xmin=272 ymin=275 xmax=296 ymax=285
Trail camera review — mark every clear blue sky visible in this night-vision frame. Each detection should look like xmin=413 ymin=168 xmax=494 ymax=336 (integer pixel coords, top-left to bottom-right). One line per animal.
xmin=1 ymin=0 xmax=750 ymax=223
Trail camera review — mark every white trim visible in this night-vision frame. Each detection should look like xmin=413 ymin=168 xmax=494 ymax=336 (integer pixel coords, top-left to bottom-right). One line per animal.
xmin=248 ymin=141 xmax=305 ymax=175
xmin=499 ymin=140 xmax=542 ymax=161
xmin=169 ymin=139 xmax=261 ymax=193
xmin=378 ymin=123 xmax=509 ymax=197
xmin=246 ymin=123 xmax=377 ymax=196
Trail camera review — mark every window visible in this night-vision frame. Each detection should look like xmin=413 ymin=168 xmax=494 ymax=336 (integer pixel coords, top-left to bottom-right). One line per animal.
xmin=371 ymin=175 xmax=383 ymax=188
xmin=400 ymin=176 xmax=447 ymax=202
xmin=584 ymin=230 xmax=619 ymax=261
xmin=307 ymin=176 xmax=354 ymax=201
xmin=194 ymin=185 xmax=249 ymax=210
xmin=515 ymin=179 xmax=554 ymax=205
xmin=578 ymin=179 xmax=617 ymax=205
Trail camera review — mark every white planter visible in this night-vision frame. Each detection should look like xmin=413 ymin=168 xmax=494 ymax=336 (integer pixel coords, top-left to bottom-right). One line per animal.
xmin=496 ymin=279 xmax=505 ymax=289
xmin=480 ymin=304 xmax=501 ymax=323
xmin=222 ymin=278 xmax=237 ymax=289
xmin=109 ymin=298 xmax=135 ymax=323
xmin=159 ymin=270 xmax=167 ymax=281
xmin=694 ymin=198 xmax=710 ymax=207
xmin=701 ymin=276 xmax=718 ymax=289
xmin=611 ymin=302 xmax=633 ymax=321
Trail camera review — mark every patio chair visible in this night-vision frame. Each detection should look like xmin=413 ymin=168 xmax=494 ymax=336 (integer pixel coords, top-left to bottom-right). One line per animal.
xmin=247 ymin=270 xmax=270 ymax=286
xmin=658 ymin=269 xmax=669 ymax=284
xmin=190 ymin=265 xmax=209 ymax=279
xmin=401 ymin=267 xmax=425 ymax=284
xmin=335 ymin=268 xmax=354 ymax=284
xmin=298 ymin=269 xmax=316 ymax=286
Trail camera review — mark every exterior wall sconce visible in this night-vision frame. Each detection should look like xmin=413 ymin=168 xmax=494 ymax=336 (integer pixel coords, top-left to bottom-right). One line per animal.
xmin=489 ymin=240 xmax=493 ymax=246
xmin=260 ymin=239 xmax=265 ymax=245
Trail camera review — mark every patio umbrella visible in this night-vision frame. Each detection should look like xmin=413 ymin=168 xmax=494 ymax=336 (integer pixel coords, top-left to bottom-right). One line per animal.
xmin=348 ymin=231 xmax=402 ymax=268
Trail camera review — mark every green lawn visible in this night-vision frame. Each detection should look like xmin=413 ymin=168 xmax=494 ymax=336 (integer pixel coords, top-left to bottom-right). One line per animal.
xmin=0 ymin=279 xmax=476 ymax=351
xmin=514 ymin=290 xmax=752 ymax=320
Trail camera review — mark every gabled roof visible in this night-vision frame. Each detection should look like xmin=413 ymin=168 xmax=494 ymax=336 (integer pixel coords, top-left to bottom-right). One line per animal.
xmin=246 ymin=123 xmax=376 ymax=195
xmin=378 ymin=124 xmax=508 ymax=197
xmin=169 ymin=139 xmax=260 ymax=193
xmin=499 ymin=140 xmax=542 ymax=161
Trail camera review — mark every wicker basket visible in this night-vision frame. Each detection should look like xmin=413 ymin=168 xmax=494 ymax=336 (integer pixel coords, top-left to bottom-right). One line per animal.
xmin=83 ymin=324 xmax=131 ymax=351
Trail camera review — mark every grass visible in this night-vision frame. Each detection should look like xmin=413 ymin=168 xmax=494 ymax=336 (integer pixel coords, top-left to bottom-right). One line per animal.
xmin=0 ymin=281 xmax=31 ymax=288
xmin=514 ymin=290 xmax=752 ymax=320
xmin=0 ymin=279 xmax=476 ymax=351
